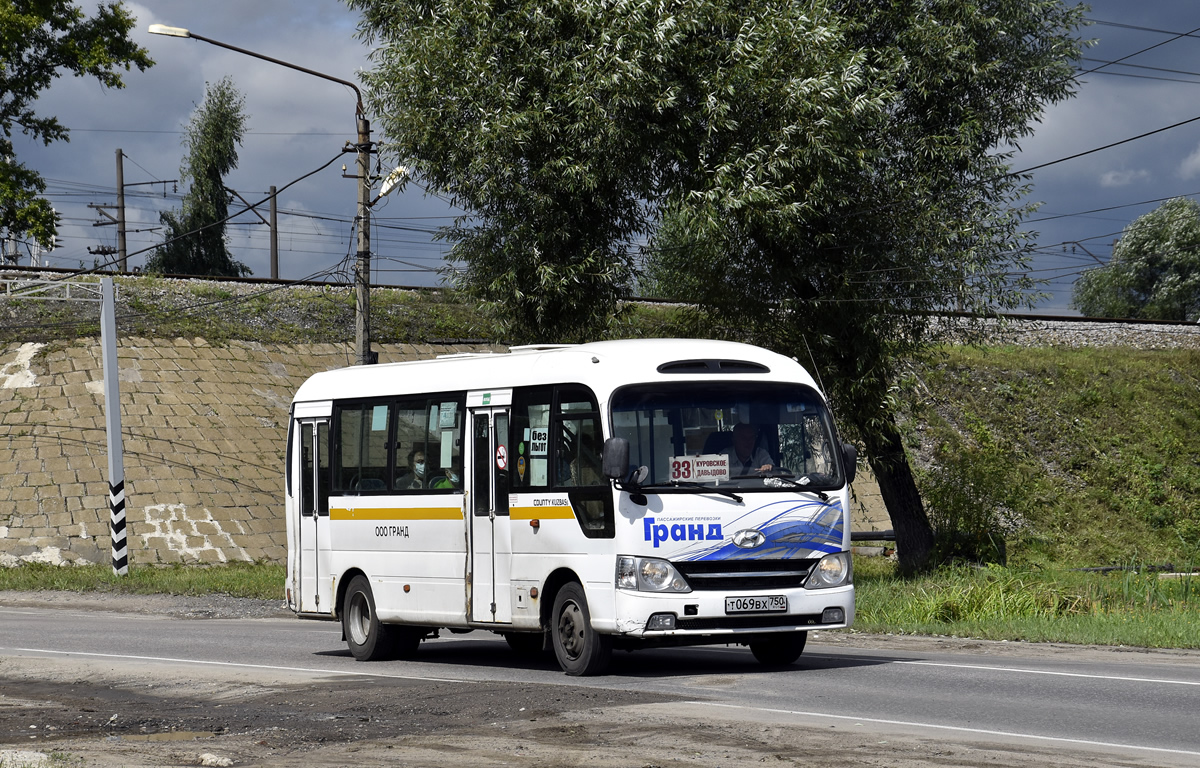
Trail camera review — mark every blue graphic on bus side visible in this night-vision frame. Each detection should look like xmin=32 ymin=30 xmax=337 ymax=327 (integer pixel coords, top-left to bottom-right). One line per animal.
xmin=642 ymin=500 xmax=844 ymax=560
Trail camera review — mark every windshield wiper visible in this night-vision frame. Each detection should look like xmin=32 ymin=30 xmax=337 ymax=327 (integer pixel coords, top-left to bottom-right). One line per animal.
xmin=637 ymin=481 xmax=743 ymax=503
xmin=762 ymin=473 xmax=831 ymax=502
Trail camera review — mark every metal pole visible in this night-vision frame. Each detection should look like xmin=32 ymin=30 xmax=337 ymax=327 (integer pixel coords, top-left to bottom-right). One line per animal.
xmin=99 ymin=278 xmax=128 ymax=575
xmin=115 ymin=149 xmax=127 ymax=273
xmin=355 ymin=118 xmax=373 ymax=366
xmin=269 ymin=185 xmax=278 ymax=280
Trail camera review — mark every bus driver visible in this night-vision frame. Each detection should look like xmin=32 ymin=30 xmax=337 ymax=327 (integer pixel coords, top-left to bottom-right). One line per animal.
xmin=725 ymin=422 xmax=773 ymax=475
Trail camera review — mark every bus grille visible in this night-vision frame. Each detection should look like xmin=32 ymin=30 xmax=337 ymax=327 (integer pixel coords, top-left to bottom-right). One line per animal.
xmin=674 ymin=559 xmax=818 ymax=591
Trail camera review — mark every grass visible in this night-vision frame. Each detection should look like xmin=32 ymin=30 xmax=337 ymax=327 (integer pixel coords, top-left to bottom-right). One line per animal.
xmin=852 ymin=556 xmax=1200 ymax=648
xmin=2 ymin=558 xmax=1198 ymax=650
xmin=908 ymin=345 xmax=1200 ymax=569
xmin=0 ymin=561 xmax=285 ymax=600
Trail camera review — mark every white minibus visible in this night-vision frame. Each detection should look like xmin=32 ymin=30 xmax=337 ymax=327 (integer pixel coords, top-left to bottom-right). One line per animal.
xmin=285 ymin=339 xmax=856 ymax=675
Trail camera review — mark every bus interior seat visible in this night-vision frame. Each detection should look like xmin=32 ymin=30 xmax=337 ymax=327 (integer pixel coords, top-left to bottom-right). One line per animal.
xmin=352 ymin=476 xmax=387 ymax=491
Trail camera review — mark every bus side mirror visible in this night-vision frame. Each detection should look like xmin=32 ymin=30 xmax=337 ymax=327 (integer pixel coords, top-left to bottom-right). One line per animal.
xmin=841 ymin=442 xmax=858 ymax=485
xmin=602 ymin=437 xmax=629 ymax=480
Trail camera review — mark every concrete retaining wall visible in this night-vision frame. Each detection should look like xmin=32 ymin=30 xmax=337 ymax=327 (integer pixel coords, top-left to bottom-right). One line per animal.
xmin=0 ymin=337 xmax=890 ymax=566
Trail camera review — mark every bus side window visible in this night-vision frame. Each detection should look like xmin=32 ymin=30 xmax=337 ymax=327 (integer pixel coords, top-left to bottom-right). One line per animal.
xmin=510 ymin=386 xmax=552 ymax=490
xmin=394 ymin=399 xmax=430 ymax=490
xmin=336 ymin=402 xmax=391 ymax=492
xmin=555 ymin=386 xmax=613 ymax=538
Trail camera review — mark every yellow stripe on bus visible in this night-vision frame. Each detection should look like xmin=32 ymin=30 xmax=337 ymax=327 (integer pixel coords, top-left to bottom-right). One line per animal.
xmin=510 ymin=505 xmax=576 ymax=521
xmin=330 ymin=507 xmax=464 ymax=521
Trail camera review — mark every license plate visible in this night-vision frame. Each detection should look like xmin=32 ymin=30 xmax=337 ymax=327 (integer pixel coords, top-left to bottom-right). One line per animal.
xmin=725 ymin=595 xmax=787 ymax=614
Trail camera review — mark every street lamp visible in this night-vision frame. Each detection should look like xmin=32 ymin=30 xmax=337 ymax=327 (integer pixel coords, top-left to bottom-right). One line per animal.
xmin=148 ymin=24 xmax=377 ymax=365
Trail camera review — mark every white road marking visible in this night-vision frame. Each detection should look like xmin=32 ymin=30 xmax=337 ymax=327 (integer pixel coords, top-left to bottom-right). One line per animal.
xmin=7 ymin=648 xmax=474 ymax=684
xmin=894 ymin=659 xmax=1200 ymax=686
xmin=697 ymin=701 xmax=1200 ymax=759
xmin=803 ymin=652 xmax=1200 ymax=687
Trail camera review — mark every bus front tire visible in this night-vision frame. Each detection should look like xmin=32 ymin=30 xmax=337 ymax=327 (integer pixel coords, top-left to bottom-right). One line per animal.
xmin=551 ymin=583 xmax=611 ymax=676
xmin=343 ymin=575 xmax=395 ymax=661
xmin=749 ymin=631 xmax=808 ymax=666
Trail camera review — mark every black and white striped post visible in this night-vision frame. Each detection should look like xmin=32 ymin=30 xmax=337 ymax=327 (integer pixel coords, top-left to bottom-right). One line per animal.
xmin=99 ymin=278 xmax=128 ymax=575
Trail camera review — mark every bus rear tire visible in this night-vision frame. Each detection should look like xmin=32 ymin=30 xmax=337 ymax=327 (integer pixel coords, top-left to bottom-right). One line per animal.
xmin=551 ymin=582 xmax=611 ymax=676
xmin=343 ymin=575 xmax=394 ymax=661
xmin=749 ymin=631 xmax=807 ymax=666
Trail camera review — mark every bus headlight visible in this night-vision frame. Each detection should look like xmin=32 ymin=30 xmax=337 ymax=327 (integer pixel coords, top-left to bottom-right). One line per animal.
xmin=616 ymin=556 xmax=691 ymax=593
xmin=805 ymin=552 xmax=852 ymax=589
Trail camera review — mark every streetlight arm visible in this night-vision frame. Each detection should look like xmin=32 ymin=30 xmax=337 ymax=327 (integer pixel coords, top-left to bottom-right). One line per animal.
xmin=147 ymin=24 xmax=364 ymax=116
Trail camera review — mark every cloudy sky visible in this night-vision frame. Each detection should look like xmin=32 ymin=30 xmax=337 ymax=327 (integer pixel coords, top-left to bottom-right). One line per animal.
xmin=11 ymin=1 xmax=1200 ymax=314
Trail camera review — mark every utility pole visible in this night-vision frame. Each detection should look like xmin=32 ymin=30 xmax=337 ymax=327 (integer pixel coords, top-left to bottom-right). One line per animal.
xmin=269 ymin=185 xmax=278 ymax=280
xmin=354 ymin=118 xmax=374 ymax=366
xmin=115 ymin=148 xmax=127 ymax=272
xmin=92 ymin=160 xmax=173 ymax=269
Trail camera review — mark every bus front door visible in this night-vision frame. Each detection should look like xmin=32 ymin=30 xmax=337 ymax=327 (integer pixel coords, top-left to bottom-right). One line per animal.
xmin=296 ymin=419 xmax=331 ymax=613
xmin=469 ymin=408 xmax=512 ymax=624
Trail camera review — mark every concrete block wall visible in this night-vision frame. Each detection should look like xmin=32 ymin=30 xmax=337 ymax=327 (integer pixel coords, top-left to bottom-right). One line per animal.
xmin=1 ymin=337 xmax=888 ymax=567
xmin=0 ymin=338 xmax=503 ymax=567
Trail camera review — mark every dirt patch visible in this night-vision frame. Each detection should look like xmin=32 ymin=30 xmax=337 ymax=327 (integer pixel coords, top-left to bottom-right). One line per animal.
xmin=0 ymin=648 xmax=1178 ymax=768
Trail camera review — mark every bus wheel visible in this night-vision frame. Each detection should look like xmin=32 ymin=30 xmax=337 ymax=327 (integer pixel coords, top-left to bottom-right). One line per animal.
xmin=343 ymin=575 xmax=393 ymax=661
xmin=551 ymin=582 xmax=612 ymax=676
xmin=749 ymin=631 xmax=808 ymax=666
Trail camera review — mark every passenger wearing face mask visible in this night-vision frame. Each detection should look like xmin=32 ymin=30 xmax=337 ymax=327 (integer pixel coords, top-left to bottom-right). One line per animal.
xmin=398 ymin=449 xmax=426 ymax=490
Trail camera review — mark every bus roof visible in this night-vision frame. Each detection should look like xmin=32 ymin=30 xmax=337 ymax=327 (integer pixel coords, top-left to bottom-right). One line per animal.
xmin=291 ymin=338 xmax=822 ymax=405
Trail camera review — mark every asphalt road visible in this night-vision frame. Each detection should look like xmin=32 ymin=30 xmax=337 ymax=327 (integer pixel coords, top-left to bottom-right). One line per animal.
xmin=1 ymin=597 xmax=1198 ymax=767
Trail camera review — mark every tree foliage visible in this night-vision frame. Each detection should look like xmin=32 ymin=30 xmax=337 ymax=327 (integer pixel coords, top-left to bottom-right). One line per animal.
xmin=145 ymin=76 xmax=251 ymax=277
xmin=1072 ymin=197 xmax=1200 ymax=322
xmin=349 ymin=0 xmax=1085 ymax=572
xmin=0 ymin=0 xmax=152 ymax=248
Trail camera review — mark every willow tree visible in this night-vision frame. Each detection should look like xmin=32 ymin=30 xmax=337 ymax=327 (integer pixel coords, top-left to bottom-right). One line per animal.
xmin=1072 ymin=197 xmax=1200 ymax=322
xmin=349 ymin=0 xmax=1086 ymax=572
xmin=146 ymin=76 xmax=250 ymax=277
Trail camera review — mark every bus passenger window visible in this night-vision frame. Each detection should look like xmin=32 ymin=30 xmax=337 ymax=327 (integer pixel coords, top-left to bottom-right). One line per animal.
xmin=395 ymin=400 xmax=430 ymax=490
xmin=336 ymin=403 xmax=391 ymax=492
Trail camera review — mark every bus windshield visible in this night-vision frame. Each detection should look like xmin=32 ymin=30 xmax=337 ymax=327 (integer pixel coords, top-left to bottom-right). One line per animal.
xmin=610 ymin=382 xmax=844 ymax=490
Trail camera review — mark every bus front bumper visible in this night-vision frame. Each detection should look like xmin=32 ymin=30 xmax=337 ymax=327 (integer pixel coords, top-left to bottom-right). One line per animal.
xmin=610 ymin=584 xmax=854 ymax=640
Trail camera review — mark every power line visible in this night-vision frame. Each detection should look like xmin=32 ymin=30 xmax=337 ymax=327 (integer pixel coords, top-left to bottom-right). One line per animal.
xmin=1076 ymin=23 xmax=1200 ymax=78
xmin=1010 ymin=113 xmax=1200 ymax=177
